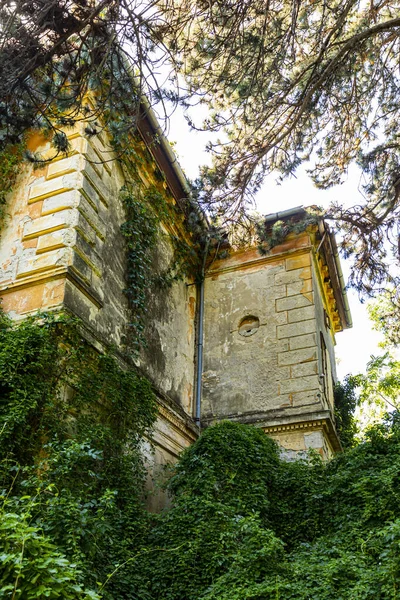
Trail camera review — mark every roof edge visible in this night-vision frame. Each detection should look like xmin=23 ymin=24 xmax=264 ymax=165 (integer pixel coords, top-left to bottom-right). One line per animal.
xmin=136 ymin=97 xmax=209 ymax=229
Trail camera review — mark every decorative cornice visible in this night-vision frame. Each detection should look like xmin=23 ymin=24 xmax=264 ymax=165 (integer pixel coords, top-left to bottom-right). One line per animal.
xmin=157 ymin=402 xmax=199 ymax=443
xmin=263 ymin=419 xmax=327 ymax=435
xmin=205 ymin=243 xmax=312 ymax=278
xmin=313 ymin=251 xmax=342 ymax=333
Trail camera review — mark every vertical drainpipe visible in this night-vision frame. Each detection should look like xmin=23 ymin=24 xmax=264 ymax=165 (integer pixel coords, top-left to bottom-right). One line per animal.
xmin=195 ymin=239 xmax=210 ymax=427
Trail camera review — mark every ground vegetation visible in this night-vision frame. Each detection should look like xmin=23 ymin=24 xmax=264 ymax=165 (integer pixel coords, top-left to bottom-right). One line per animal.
xmin=2 ymin=311 xmax=400 ymax=598
xmin=0 ymin=311 xmax=156 ymax=598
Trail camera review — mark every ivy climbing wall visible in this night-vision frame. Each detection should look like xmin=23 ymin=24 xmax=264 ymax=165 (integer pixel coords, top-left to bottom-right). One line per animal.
xmin=0 ymin=126 xmax=199 ymax=507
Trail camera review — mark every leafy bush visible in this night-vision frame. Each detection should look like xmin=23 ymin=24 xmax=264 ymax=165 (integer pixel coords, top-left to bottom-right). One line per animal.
xmin=0 ymin=311 xmax=156 ymax=598
xmin=136 ymin=418 xmax=400 ymax=600
xmin=0 ymin=502 xmax=99 ymax=599
xmin=4 ymin=311 xmax=400 ymax=599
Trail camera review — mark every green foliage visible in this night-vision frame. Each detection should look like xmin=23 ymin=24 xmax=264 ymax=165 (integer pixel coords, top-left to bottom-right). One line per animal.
xmin=344 ymin=294 xmax=400 ymax=427
xmin=134 ymin=419 xmax=400 ymax=600
xmin=120 ymin=163 xmax=202 ymax=354
xmin=2 ymin=0 xmax=400 ymax=299
xmin=0 ymin=143 xmax=24 ymax=224
xmin=120 ymin=181 xmax=199 ymax=353
xmin=4 ymin=313 xmax=400 ymax=599
xmin=334 ymin=375 xmax=359 ymax=447
xmin=0 ymin=502 xmax=99 ymax=599
xmin=138 ymin=422 xmax=282 ymax=600
xmin=256 ymin=210 xmax=321 ymax=255
xmin=0 ymin=311 xmax=157 ymax=598
xmin=368 ymin=291 xmax=400 ymax=347
xmin=120 ymin=183 xmax=160 ymax=351
xmin=357 ymin=352 xmax=400 ymax=411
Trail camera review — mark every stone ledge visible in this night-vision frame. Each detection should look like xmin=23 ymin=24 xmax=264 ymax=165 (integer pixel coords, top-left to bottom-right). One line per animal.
xmin=206 ymin=246 xmax=312 ymax=278
xmin=202 ymin=408 xmax=341 ymax=453
xmin=66 ymin=267 xmax=103 ymax=309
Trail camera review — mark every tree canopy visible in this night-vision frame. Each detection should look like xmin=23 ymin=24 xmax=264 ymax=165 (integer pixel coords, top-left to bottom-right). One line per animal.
xmin=1 ymin=0 xmax=400 ymax=296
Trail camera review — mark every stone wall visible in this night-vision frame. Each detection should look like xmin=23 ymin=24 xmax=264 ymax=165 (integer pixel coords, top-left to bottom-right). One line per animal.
xmin=0 ymin=126 xmax=348 ymax=469
xmin=201 ymin=232 xmax=340 ymax=458
xmin=0 ymin=126 xmax=199 ymax=482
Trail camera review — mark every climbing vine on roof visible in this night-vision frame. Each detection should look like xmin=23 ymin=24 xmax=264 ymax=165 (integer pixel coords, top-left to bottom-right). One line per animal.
xmin=256 ymin=208 xmax=322 ymax=255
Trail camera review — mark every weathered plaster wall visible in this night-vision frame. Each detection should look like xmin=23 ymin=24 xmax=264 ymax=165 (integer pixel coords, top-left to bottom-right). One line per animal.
xmin=202 ymin=234 xmax=339 ymax=458
xmin=202 ymin=238 xmax=321 ymax=420
xmin=0 ymin=127 xmax=198 ymax=480
xmin=136 ymin=232 xmax=197 ymax=415
xmin=0 ymin=128 xmax=347 ymax=468
xmin=268 ymin=425 xmax=334 ymax=460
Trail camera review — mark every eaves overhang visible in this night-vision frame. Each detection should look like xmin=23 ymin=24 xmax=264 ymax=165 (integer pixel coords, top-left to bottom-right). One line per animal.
xmin=318 ymin=220 xmax=353 ymax=330
xmin=136 ymin=97 xmax=209 ymax=229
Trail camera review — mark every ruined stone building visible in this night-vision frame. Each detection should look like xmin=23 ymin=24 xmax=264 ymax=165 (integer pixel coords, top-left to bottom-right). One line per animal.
xmin=0 ymin=106 xmax=352 ymax=505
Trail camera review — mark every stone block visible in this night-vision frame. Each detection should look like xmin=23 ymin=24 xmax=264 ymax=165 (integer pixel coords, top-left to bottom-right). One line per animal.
xmin=76 ymin=212 xmax=97 ymax=246
xmin=277 ymin=319 xmax=316 ymax=339
xmin=88 ymin=136 xmax=114 ymax=175
xmin=46 ymin=155 xmax=83 ymax=180
xmin=278 ymin=347 xmax=317 ymax=366
xmin=28 ymin=172 xmax=81 ymax=203
xmin=80 ymin=176 xmax=100 ymax=211
xmin=286 ymin=278 xmax=313 ymax=297
xmin=276 ymin=366 xmax=291 ymax=381
xmin=37 ymin=229 xmax=76 ymax=254
xmin=82 ymin=162 xmax=110 ymax=206
xmin=285 ymin=253 xmax=311 ymax=271
xmin=74 ymin=233 xmax=103 ymax=276
xmin=78 ymin=196 xmax=106 ymax=240
xmin=275 ymin=266 xmax=311 ymax=286
xmin=291 ymin=360 xmax=318 ymax=378
xmin=272 ymin=284 xmax=288 ymax=300
xmin=90 ymin=272 xmax=105 ymax=303
xmin=16 ymin=248 xmax=70 ymax=278
xmin=269 ymin=431 xmax=306 ymax=451
xmin=304 ymin=430 xmax=325 ymax=450
xmin=277 ymin=392 xmax=322 ymax=411
xmin=22 ymin=239 xmax=38 ymax=250
xmin=291 ymin=391 xmax=321 ymax=407
xmin=42 ymin=190 xmax=80 ymax=215
xmin=279 ymin=374 xmax=319 ymax=394
xmin=70 ymin=252 xmax=93 ymax=285
xmin=276 ymin=339 xmax=290 ymax=352
xmin=38 ymin=136 xmax=86 ymax=162
xmin=276 ymin=294 xmax=313 ymax=312
xmin=0 ymin=279 xmax=66 ymax=315
xmin=22 ymin=210 xmax=75 ymax=239
xmin=288 ymin=305 xmax=315 ymax=323
xmin=28 ymin=201 xmax=43 ymax=219
xmin=83 ymin=139 xmax=115 ymax=180
xmin=289 ymin=333 xmax=317 ymax=350
xmin=274 ymin=311 xmax=288 ymax=325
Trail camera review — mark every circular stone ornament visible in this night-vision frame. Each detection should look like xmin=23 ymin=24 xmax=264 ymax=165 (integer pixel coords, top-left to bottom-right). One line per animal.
xmin=238 ymin=315 xmax=260 ymax=337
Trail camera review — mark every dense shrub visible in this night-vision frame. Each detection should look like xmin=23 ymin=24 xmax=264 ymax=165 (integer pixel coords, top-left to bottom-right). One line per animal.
xmin=3 ymin=311 xmax=400 ymax=599
xmin=137 ymin=418 xmax=400 ymax=600
xmin=0 ymin=311 xmax=156 ymax=598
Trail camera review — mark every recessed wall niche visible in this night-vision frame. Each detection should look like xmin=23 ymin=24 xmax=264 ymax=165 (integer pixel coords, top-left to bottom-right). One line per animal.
xmin=238 ymin=315 xmax=260 ymax=337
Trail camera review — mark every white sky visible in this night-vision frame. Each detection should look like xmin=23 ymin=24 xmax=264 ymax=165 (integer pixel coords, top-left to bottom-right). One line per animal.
xmin=166 ymin=109 xmax=383 ymax=380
